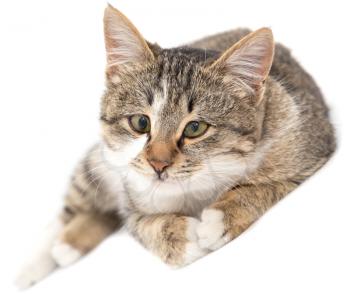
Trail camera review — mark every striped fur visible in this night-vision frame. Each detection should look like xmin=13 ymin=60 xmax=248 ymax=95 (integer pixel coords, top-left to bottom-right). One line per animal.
xmin=16 ymin=4 xmax=335 ymax=289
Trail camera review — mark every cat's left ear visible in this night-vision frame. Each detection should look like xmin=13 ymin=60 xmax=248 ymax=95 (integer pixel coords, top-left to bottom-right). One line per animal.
xmin=210 ymin=28 xmax=274 ymax=104
xmin=104 ymin=5 xmax=154 ymax=82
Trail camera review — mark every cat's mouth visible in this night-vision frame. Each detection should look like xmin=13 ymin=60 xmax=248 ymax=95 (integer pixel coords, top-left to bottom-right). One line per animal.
xmin=154 ymin=172 xmax=168 ymax=182
xmin=150 ymin=169 xmax=196 ymax=185
xmin=146 ymin=168 xmax=172 ymax=182
xmin=138 ymin=168 xmax=183 ymax=184
xmin=128 ymin=160 xmax=195 ymax=184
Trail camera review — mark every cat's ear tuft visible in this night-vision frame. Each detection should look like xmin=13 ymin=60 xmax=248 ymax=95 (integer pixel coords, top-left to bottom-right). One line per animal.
xmin=104 ymin=5 xmax=154 ymax=81
xmin=210 ymin=28 xmax=274 ymax=97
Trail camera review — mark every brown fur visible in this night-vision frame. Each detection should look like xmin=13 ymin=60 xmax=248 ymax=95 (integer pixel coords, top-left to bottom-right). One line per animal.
xmin=127 ymin=213 xmax=196 ymax=265
xmin=59 ymin=212 xmax=120 ymax=254
xmin=60 ymin=6 xmax=334 ymax=265
xmin=30 ymin=5 xmax=337 ymax=270
xmin=211 ymin=181 xmax=298 ymax=241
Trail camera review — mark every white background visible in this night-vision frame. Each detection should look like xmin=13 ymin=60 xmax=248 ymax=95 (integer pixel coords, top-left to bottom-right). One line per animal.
xmin=0 ymin=0 xmax=349 ymax=293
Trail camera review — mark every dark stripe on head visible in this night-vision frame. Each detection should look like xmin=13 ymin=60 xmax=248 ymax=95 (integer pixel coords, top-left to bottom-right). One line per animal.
xmin=187 ymin=93 xmax=194 ymax=113
xmin=223 ymin=123 xmax=255 ymax=136
xmin=145 ymin=87 xmax=154 ymax=105
xmin=100 ymin=115 xmax=118 ymax=125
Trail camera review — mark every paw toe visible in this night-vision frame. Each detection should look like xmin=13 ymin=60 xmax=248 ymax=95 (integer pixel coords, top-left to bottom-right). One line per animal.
xmin=51 ymin=241 xmax=82 ymax=267
xmin=181 ymin=241 xmax=209 ymax=267
xmin=15 ymin=253 xmax=57 ymax=289
xmin=186 ymin=217 xmax=201 ymax=242
xmin=197 ymin=209 xmax=228 ymax=250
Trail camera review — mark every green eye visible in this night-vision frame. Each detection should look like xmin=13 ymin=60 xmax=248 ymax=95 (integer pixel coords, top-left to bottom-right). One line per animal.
xmin=183 ymin=121 xmax=209 ymax=138
xmin=129 ymin=114 xmax=151 ymax=133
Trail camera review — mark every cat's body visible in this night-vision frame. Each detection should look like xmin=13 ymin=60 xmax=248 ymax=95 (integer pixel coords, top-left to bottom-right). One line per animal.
xmin=16 ymin=6 xmax=335 ymax=289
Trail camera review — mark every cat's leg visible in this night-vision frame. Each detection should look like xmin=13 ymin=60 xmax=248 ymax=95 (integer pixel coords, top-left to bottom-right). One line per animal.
xmin=196 ymin=181 xmax=298 ymax=251
xmin=51 ymin=210 xmax=120 ymax=267
xmin=16 ymin=144 xmax=121 ymax=289
xmin=16 ymin=209 xmax=120 ymax=289
xmin=15 ymin=217 xmax=64 ymax=289
xmin=127 ymin=213 xmax=209 ymax=267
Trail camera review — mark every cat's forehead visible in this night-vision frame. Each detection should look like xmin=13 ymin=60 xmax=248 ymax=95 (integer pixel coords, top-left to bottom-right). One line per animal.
xmin=113 ymin=49 xmax=214 ymax=110
xmin=150 ymin=48 xmax=218 ymax=106
xmin=158 ymin=57 xmax=195 ymax=97
xmin=159 ymin=47 xmax=217 ymax=66
xmin=103 ymin=47 xmax=243 ymax=125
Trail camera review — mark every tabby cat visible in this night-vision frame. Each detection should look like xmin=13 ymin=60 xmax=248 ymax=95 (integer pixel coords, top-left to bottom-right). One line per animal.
xmin=16 ymin=4 xmax=335 ymax=289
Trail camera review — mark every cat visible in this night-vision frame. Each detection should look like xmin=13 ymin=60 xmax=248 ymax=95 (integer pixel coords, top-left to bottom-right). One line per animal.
xmin=16 ymin=4 xmax=335 ymax=289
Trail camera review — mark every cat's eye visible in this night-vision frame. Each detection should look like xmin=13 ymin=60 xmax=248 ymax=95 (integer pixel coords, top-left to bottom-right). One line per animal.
xmin=128 ymin=114 xmax=151 ymax=134
xmin=183 ymin=121 xmax=209 ymax=138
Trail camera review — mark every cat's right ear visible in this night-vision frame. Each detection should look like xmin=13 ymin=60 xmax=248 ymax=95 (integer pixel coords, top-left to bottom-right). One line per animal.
xmin=104 ymin=5 xmax=154 ymax=82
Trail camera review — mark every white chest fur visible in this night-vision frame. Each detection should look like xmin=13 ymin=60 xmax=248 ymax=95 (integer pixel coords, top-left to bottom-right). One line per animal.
xmin=98 ymin=138 xmax=268 ymax=216
xmin=123 ymin=169 xmax=219 ymax=216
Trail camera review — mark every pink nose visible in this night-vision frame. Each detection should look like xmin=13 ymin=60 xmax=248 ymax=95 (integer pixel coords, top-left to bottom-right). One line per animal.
xmin=148 ymin=159 xmax=171 ymax=175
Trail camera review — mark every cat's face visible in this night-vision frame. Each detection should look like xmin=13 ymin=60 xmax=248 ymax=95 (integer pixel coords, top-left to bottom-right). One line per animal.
xmin=100 ymin=6 xmax=274 ymax=200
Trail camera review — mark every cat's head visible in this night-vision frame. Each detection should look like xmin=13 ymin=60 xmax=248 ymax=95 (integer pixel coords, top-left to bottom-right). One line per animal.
xmin=100 ymin=5 xmax=274 ymax=194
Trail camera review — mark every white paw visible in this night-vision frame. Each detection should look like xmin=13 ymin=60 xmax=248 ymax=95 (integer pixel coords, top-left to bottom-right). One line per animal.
xmin=186 ymin=217 xmax=201 ymax=242
xmin=15 ymin=219 xmax=63 ymax=289
xmin=197 ymin=209 xmax=230 ymax=251
xmin=181 ymin=217 xmax=209 ymax=266
xmin=15 ymin=252 xmax=57 ymax=289
xmin=51 ymin=241 xmax=82 ymax=267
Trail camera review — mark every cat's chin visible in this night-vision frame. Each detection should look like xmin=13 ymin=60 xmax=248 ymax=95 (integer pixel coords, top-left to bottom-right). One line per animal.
xmin=124 ymin=167 xmax=226 ymax=215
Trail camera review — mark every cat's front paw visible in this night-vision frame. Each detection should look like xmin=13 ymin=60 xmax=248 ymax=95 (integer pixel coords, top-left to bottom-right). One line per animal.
xmin=181 ymin=217 xmax=209 ymax=266
xmin=197 ymin=209 xmax=230 ymax=251
xmin=15 ymin=251 xmax=57 ymax=289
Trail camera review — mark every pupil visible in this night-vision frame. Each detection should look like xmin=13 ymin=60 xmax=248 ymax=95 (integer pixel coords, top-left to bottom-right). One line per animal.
xmin=138 ymin=116 xmax=147 ymax=129
xmin=191 ymin=122 xmax=199 ymax=132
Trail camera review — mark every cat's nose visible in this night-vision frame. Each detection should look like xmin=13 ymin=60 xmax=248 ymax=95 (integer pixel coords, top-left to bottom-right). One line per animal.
xmin=146 ymin=141 xmax=176 ymax=177
xmin=148 ymin=159 xmax=171 ymax=176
